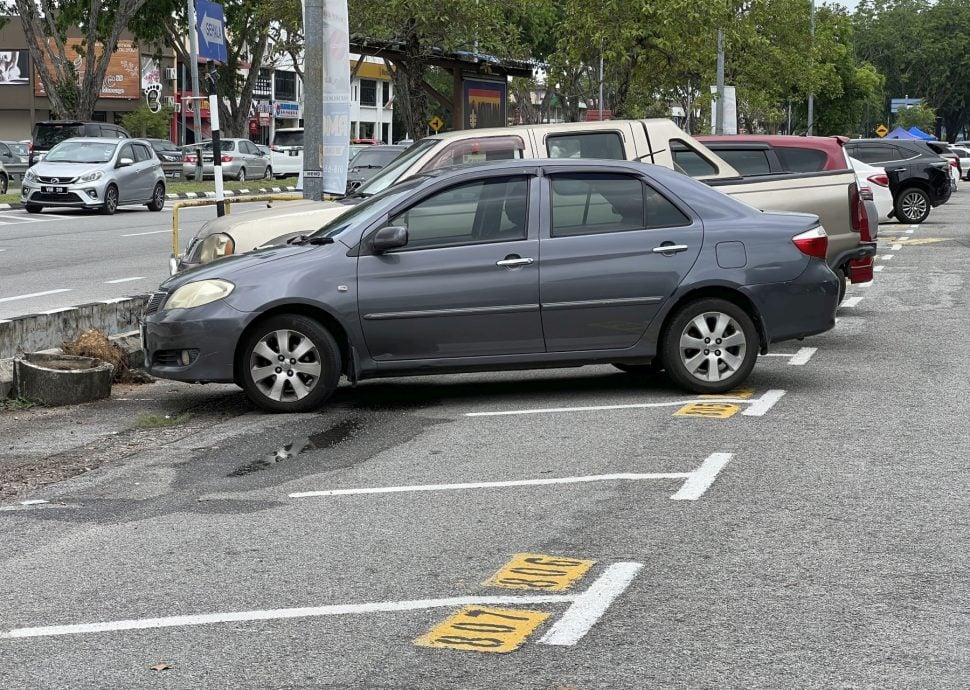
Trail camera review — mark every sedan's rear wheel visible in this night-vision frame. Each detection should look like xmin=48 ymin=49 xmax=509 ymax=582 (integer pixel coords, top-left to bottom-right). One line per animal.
xmin=0 ymin=173 xmax=7 ymax=195
xmin=236 ymin=167 xmax=246 ymax=182
xmin=99 ymin=184 xmax=119 ymax=215
xmin=894 ymin=187 xmax=930 ymax=224
xmin=239 ymin=315 xmax=341 ymax=413
xmin=661 ymin=298 xmax=758 ymax=394
xmin=146 ymin=182 xmax=165 ymax=211
xmin=264 ymin=166 xmax=273 ymax=180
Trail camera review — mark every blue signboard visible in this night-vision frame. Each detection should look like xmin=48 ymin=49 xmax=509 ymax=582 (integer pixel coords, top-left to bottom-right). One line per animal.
xmin=196 ymin=0 xmax=227 ymax=64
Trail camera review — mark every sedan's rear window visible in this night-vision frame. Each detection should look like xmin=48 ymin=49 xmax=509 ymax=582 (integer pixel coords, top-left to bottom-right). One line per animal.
xmin=775 ymin=147 xmax=828 ymax=172
xmin=273 ymin=130 xmax=304 ymax=148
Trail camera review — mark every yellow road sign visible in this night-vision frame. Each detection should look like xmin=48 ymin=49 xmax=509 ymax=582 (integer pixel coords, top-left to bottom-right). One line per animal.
xmin=875 ymin=123 xmax=889 ymax=137
xmin=484 ymin=553 xmax=595 ymax=591
xmin=415 ymin=606 xmax=550 ymax=653
xmin=674 ymin=402 xmax=741 ymax=419
xmin=429 ymin=115 xmax=444 ymax=132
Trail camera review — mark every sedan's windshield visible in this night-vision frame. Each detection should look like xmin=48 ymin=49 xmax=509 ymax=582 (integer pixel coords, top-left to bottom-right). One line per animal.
xmin=308 ymin=178 xmax=426 ymax=240
xmin=44 ymin=141 xmax=118 ymax=164
xmin=199 ymin=141 xmax=236 ymax=152
xmin=354 ymin=139 xmax=438 ymax=195
xmin=351 ymin=148 xmax=404 ymax=170
xmin=9 ymin=143 xmax=27 ymax=156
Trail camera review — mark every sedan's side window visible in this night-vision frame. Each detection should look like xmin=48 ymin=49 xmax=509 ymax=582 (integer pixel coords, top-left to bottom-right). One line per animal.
xmin=547 ymin=132 xmax=624 ymax=160
xmin=132 ymin=144 xmax=151 ymax=162
xmin=118 ymin=143 xmax=134 ymax=161
xmin=388 ymin=176 xmax=529 ymax=250
xmin=550 ymin=173 xmax=689 ymax=237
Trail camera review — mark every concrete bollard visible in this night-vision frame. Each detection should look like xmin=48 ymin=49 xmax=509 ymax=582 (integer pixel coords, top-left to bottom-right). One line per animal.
xmin=13 ymin=353 xmax=113 ymax=406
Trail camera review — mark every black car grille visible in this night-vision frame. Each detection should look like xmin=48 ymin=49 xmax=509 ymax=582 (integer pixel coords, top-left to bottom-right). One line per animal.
xmin=37 ymin=175 xmax=78 ymax=184
xmin=34 ymin=192 xmax=83 ymax=202
xmin=153 ymin=349 xmax=199 ymax=367
xmin=144 ymin=290 xmax=168 ymax=315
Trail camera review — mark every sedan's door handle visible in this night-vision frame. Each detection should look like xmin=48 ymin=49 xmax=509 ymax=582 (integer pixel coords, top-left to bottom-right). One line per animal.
xmin=496 ymin=256 xmax=534 ymax=267
xmin=652 ymin=244 xmax=689 ymax=254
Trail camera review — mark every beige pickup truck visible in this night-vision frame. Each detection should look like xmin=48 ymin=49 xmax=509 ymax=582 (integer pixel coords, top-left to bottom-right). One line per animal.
xmin=175 ymin=119 xmax=876 ymax=292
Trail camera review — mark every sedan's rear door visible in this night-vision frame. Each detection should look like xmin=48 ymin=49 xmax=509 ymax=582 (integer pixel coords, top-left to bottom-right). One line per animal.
xmin=538 ymin=170 xmax=702 ymax=352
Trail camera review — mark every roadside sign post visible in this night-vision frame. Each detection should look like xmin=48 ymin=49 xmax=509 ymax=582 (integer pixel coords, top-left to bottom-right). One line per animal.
xmin=210 ymin=94 xmax=226 ymax=217
xmin=875 ymin=124 xmax=889 ymax=138
xmin=429 ymin=116 xmax=444 ymax=133
xmin=195 ymin=0 xmax=228 ymax=64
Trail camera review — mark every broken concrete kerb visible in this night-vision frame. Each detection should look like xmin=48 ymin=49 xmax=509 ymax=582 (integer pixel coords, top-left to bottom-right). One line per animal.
xmin=13 ymin=353 xmax=114 ymax=406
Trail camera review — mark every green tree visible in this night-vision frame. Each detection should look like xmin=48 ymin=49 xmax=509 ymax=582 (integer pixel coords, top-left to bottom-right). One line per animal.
xmin=129 ymin=0 xmax=301 ymax=137
xmin=121 ymin=103 xmax=174 ymax=137
xmin=2 ymin=0 xmax=151 ymax=119
xmin=894 ymin=103 xmax=936 ymax=131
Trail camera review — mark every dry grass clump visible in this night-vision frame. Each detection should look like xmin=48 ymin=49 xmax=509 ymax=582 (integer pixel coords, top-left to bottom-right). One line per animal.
xmin=61 ymin=329 xmax=133 ymax=382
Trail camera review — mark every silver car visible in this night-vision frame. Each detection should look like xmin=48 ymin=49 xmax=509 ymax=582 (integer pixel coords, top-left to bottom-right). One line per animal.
xmin=0 ymin=140 xmax=27 ymax=187
xmin=181 ymin=138 xmax=270 ymax=181
xmin=20 ymin=137 xmax=166 ymax=215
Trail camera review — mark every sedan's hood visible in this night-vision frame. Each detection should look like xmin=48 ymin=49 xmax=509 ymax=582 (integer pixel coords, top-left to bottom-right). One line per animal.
xmin=161 ymin=243 xmax=318 ymax=291
xmin=30 ymin=161 xmax=104 ymax=178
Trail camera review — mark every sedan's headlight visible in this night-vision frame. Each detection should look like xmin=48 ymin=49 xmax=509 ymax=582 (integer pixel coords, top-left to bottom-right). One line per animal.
xmin=80 ymin=170 xmax=103 ymax=182
xmin=23 ymin=169 xmax=37 ymax=182
xmin=163 ymin=279 xmax=235 ymax=310
xmin=198 ymin=232 xmax=236 ymax=264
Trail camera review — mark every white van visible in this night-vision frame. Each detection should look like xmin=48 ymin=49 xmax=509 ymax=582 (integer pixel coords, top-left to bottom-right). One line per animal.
xmin=270 ymin=127 xmax=303 ymax=178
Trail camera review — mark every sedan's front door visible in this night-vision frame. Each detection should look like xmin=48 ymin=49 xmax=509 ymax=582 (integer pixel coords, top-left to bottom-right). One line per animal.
xmin=115 ymin=143 xmax=140 ymax=203
xmin=356 ymin=174 xmax=543 ymax=361
xmin=539 ymin=171 xmax=702 ymax=352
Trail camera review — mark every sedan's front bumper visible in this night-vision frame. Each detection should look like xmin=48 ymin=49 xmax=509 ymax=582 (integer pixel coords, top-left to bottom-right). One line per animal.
xmin=20 ymin=180 xmax=109 ymax=208
xmin=143 ymin=299 xmax=252 ymax=383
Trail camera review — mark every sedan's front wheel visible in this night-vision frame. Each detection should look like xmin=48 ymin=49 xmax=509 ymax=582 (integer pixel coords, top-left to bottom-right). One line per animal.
xmin=0 ymin=173 xmax=7 ymax=195
xmin=146 ymin=182 xmax=165 ymax=211
xmin=238 ymin=315 xmax=341 ymax=413
xmin=661 ymin=298 xmax=758 ymax=394
xmin=99 ymin=184 xmax=119 ymax=215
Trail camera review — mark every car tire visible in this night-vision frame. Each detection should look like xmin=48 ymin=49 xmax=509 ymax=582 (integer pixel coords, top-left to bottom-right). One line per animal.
xmin=238 ymin=314 xmax=341 ymax=413
xmin=894 ymin=187 xmax=930 ymax=224
xmin=237 ymin=167 xmax=246 ymax=182
xmin=25 ymin=204 xmax=43 ymax=214
xmin=837 ymin=270 xmax=848 ymax=304
xmin=0 ymin=173 xmax=7 ymax=195
xmin=146 ymin=182 xmax=165 ymax=212
xmin=661 ymin=297 xmax=759 ymax=394
xmin=99 ymin=184 xmax=119 ymax=215
xmin=264 ymin=166 xmax=273 ymax=180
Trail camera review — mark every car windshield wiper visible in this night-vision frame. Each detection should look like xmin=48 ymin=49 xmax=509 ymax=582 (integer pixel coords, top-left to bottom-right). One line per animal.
xmin=351 ymin=164 xmax=383 ymax=169
xmin=286 ymin=235 xmax=335 ymax=246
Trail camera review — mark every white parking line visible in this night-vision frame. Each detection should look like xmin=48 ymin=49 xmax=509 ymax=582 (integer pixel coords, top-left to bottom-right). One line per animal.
xmin=841 ymin=296 xmax=864 ymax=308
xmin=104 ymin=276 xmax=145 ymax=284
xmin=538 ymin=562 xmax=643 ymax=646
xmin=787 ymin=347 xmax=817 ymax=366
xmin=741 ymin=389 xmax=785 ymax=416
xmin=290 ymin=452 xmax=734 ymax=502
xmin=120 ymin=230 xmax=169 ymax=237
xmin=891 ymin=243 xmax=902 ymax=251
xmin=907 ymin=225 xmax=918 ymax=233
xmin=0 ymin=561 xmax=642 ymax=641
xmin=0 ymin=288 xmax=71 ymax=303
xmin=874 ymin=265 xmax=885 ymax=272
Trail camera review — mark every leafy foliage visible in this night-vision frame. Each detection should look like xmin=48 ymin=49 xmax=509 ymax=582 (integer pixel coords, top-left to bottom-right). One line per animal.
xmin=121 ymin=104 xmax=175 ymax=138
xmin=894 ymin=103 xmax=937 ymax=131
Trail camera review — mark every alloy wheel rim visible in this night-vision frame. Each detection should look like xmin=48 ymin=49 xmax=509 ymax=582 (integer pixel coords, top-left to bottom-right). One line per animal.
xmin=902 ymin=192 xmax=927 ymax=220
xmin=107 ymin=188 xmax=117 ymax=211
xmin=249 ymin=329 xmax=322 ymax=402
xmin=154 ymin=185 xmax=163 ymax=205
xmin=678 ymin=311 xmax=747 ymax=383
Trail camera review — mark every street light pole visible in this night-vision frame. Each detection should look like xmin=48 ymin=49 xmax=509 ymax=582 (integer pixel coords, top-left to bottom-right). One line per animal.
xmin=807 ymin=0 xmax=815 ymax=136
xmin=186 ymin=0 xmax=202 ymax=146
xmin=302 ymin=0 xmax=323 ymax=201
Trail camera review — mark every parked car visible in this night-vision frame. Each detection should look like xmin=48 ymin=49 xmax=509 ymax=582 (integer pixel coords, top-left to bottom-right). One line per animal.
xmin=145 ymin=138 xmax=183 ymax=179
xmin=269 ymin=127 xmax=303 ymax=179
xmin=843 ymin=138 xmax=952 ymax=223
xmin=29 ymin=120 xmax=129 ymax=166
xmin=0 ymin=140 xmax=28 ymax=183
xmin=181 ymin=138 xmax=270 ymax=180
xmin=143 ymin=159 xmax=839 ymax=413
xmin=949 ymin=145 xmax=970 ymax=180
xmin=0 ymin=159 xmax=8 ymax=195
xmin=20 ymin=137 xmax=166 ymax=215
xmin=174 ymin=118 xmax=873 ymax=281
xmin=848 ymin=157 xmax=894 ymax=222
xmin=346 ymin=144 xmax=407 ymax=193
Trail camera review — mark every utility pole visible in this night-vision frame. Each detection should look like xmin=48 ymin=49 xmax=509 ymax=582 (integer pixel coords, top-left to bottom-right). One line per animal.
xmin=807 ymin=0 xmax=815 ymax=136
xmin=598 ymin=49 xmax=604 ymax=121
xmin=302 ymin=0 xmax=323 ymax=200
xmin=715 ymin=28 xmax=725 ymax=135
xmin=187 ymin=0 xmax=202 ymax=146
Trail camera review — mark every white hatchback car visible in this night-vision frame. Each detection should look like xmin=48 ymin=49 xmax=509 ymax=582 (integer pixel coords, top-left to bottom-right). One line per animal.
xmin=848 ymin=156 xmax=893 ymax=222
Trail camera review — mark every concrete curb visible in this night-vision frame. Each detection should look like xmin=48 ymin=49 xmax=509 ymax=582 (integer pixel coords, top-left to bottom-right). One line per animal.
xmin=1 ymin=297 xmax=147 ymax=399
xmin=0 ymin=186 xmax=299 ymax=212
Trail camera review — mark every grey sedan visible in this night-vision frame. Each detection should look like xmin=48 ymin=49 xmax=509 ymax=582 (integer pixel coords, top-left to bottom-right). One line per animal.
xmin=0 ymin=140 xmax=27 ymax=187
xmin=143 ymin=159 xmax=839 ymax=412
xmin=181 ymin=138 xmax=270 ymax=181
xmin=20 ymin=138 xmax=166 ymax=215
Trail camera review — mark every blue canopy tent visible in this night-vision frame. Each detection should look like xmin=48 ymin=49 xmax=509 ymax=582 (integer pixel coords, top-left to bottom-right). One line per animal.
xmin=885 ymin=126 xmax=920 ymax=139
xmin=907 ymin=127 xmax=935 ymax=140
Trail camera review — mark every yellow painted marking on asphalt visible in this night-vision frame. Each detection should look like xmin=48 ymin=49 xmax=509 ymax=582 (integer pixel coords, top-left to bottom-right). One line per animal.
xmin=484 ymin=554 xmax=595 ymax=591
xmin=893 ymin=237 xmax=945 ymax=246
xmin=674 ymin=402 xmax=740 ymax=418
xmin=415 ymin=606 xmax=550 ymax=653
xmin=700 ymin=388 xmax=755 ymax=400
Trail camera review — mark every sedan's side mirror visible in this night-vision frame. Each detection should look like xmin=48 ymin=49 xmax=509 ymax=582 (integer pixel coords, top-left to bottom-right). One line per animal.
xmin=372 ymin=225 xmax=408 ymax=253
xmin=117 ymin=157 xmax=134 ymax=167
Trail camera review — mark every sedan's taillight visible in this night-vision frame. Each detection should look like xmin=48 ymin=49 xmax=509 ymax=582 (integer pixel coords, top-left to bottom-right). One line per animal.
xmin=221 ymin=155 xmax=233 ymax=163
xmin=184 ymin=155 xmax=197 ymax=163
xmin=867 ymin=173 xmax=889 ymax=187
xmin=792 ymin=226 xmax=829 ymax=259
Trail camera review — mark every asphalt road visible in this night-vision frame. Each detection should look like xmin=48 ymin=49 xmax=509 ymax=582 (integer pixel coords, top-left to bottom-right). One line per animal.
xmin=0 ymin=201 xmax=275 ymax=320
xmin=1 ymin=188 xmax=969 ymax=688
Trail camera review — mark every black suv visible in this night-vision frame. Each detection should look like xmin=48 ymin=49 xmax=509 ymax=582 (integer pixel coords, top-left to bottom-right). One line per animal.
xmin=844 ymin=138 xmax=951 ymax=223
xmin=29 ymin=120 xmax=130 ymax=166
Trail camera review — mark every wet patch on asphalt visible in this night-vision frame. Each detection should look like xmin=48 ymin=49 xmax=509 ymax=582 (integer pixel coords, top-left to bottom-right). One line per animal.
xmin=227 ymin=417 xmax=364 ymax=477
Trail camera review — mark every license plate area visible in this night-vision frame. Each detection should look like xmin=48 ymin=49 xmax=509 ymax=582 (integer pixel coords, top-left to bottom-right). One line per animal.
xmin=42 ymin=186 xmax=68 ymax=194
